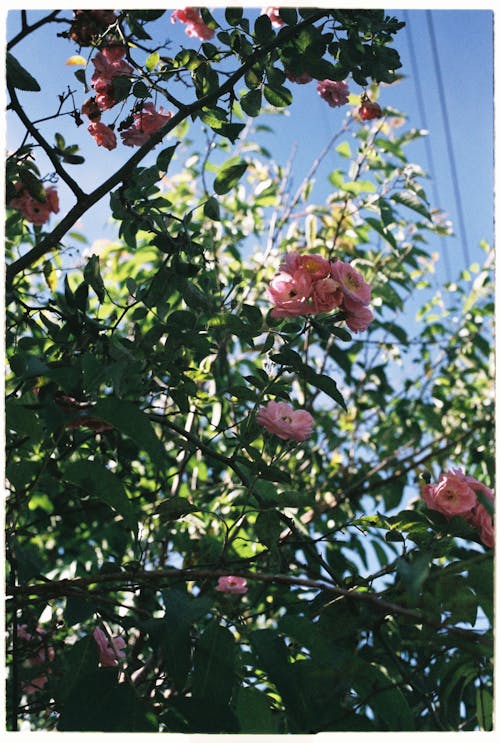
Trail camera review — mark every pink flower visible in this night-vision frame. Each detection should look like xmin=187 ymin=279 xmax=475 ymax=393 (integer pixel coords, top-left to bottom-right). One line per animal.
xmin=330 ymin=260 xmax=371 ymax=305
xmin=285 ymin=71 xmax=313 ymax=84
xmin=121 ymin=102 xmax=173 ymax=147
xmin=268 ymin=270 xmax=313 ymax=318
xmin=317 ymin=80 xmax=350 ymax=108
xmin=215 ymin=576 xmax=248 ymax=594
xmin=91 ymin=46 xmax=133 ymax=111
xmin=422 ymin=469 xmax=494 ymax=547
xmin=9 ymin=183 xmax=59 ymax=226
xmin=422 ymin=471 xmax=480 ymax=517
xmin=256 ymin=401 xmax=314 ymax=441
xmin=93 ymin=627 xmax=126 ymax=667
xmin=88 ymin=121 xmax=117 ymax=150
xmin=171 ymin=8 xmax=215 ymax=40
xmin=262 ymin=7 xmax=285 ymax=27
xmin=341 ymin=296 xmax=374 ymax=332
xmin=17 ymin=626 xmax=55 ymax=694
xmin=311 ymin=277 xmax=343 ymax=314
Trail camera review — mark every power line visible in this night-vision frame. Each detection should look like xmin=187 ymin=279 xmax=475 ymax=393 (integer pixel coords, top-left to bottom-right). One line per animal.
xmin=403 ymin=10 xmax=451 ymax=282
xmin=426 ymin=10 xmax=471 ymax=266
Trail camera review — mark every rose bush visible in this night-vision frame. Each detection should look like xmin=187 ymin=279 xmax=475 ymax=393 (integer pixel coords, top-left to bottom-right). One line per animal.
xmin=5 ymin=7 xmax=493 ymax=735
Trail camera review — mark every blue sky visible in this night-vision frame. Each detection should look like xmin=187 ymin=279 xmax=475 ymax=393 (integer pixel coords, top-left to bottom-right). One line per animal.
xmin=5 ymin=4 xmax=495 ymax=287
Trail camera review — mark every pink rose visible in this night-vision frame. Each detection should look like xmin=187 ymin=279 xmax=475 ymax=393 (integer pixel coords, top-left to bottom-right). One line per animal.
xmin=88 ymin=121 xmax=117 ymax=150
xmin=121 ymin=102 xmax=172 ymax=147
xmin=171 ymin=8 xmax=215 ymax=40
xmin=280 ymin=252 xmax=331 ymax=280
xmin=45 ymin=186 xmax=59 ymax=214
xmin=9 ymin=183 xmax=59 ymax=226
xmin=262 ymin=7 xmax=285 ymax=27
xmin=93 ymin=627 xmax=126 ymax=667
xmin=317 ymin=80 xmax=350 ymax=108
xmin=422 ymin=471 xmax=479 ymax=517
xmin=91 ymin=46 xmax=133 ymax=111
xmin=256 ymin=401 xmax=314 ymax=441
xmin=268 ymin=270 xmax=313 ymax=318
xmin=330 ymin=260 xmax=371 ymax=305
xmin=215 ymin=576 xmax=248 ymax=594
xmin=311 ymin=276 xmax=343 ymax=314
xmin=341 ymin=296 xmax=374 ymax=332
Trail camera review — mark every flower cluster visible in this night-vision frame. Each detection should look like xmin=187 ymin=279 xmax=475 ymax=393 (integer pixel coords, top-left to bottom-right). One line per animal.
xmin=256 ymin=401 xmax=314 ymax=441
xmin=17 ymin=626 xmax=55 ymax=694
xmin=268 ymin=252 xmax=373 ymax=332
xmin=90 ymin=45 xmax=133 ymax=112
xmin=93 ymin=626 xmax=127 ymax=667
xmin=422 ymin=468 xmax=494 ymax=548
xmin=171 ymin=8 xmax=215 ymax=40
xmin=82 ymin=45 xmax=172 ymax=150
xmin=9 ymin=183 xmax=59 ymax=226
xmin=215 ymin=576 xmax=248 ymax=594
xmin=317 ymin=79 xmax=350 ymax=108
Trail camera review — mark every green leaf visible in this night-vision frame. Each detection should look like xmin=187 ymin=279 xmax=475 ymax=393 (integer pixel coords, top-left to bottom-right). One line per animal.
xmin=255 ymin=510 xmax=281 ymax=548
xmin=132 ymin=80 xmax=149 ymax=98
xmin=213 ymin=159 xmax=248 ymax=195
xmin=192 ymin=622 xmax=237 ymax=705
xmin=236 ymin=687 xmax=278 ymax=733
xmin=263 ymin=84 xmax=292 ymax=108
xmin=225 ymin=8 xmax=243 ymax=26
xmin=6 ymin=52 xmax=41 ymax=91
xmin=92 ymin=398 xmax=165 ymax=470
xmin=476 ymin=686 xmax=493 ymax=731
xmin=391 ymin=190 xmax=431 ymax=219
xmin=156 ymin=143 xmax=178 ymax=172
xmin=111 ymin=75 xmax=132 ymax=102
xmin=353 ymin=662 xmax=415 ymax=730
xmin=145 ymin=51 xmax=160 ymax=71
xmin=240 ymin=88 xmax=262 ymax=117
xmin=63 ymin=460 xmax=136 ymax=529
xmin=83 ymin=254 xmax=105 ymax=303
xmin=203 ymin=195 xmax=221 ymax=221
xmin=57 ymin=669 xmax=157 ymax=732
xmin=254 ymin=14 xmax=274 ymax=43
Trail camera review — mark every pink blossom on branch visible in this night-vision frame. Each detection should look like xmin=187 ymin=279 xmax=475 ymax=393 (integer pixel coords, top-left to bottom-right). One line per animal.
xmin=317 ymin=79 xmax=350 ymax=108
xmin=88 ymin=121 xmax=117 ymax=150
xmin=422 ymin=468 xmax=494 ymax=548
xmin=93 ymin=626 xmax=126 ymax=667
xmin=9 ymin=183 xmax=59 ymax=226
xmin=120 ymin=102 xmax=173 ymax=147
xmin=215 ymin=576 xmax=248 ymax=594
xmin=341 ymin=296 xmax=374 ymax=333
xmin=256 ymin=401 xmax=314 ymax=441
xmin=171 ymin=8 xmax=215 ymax=40
xmin=268 ymin=270 xmax=313 ymax=318
xmin=330 ymin=260 xmax=371 ymax=305
xmin=90 ymin=45 xmax=133 ymax=111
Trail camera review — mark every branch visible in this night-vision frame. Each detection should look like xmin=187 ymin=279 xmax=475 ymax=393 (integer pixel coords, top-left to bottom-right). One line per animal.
xmin=7 ymin=10 xmax=65 ymax=51
xmin=7 ymin=567 xmax=490 ymax=643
